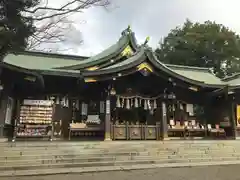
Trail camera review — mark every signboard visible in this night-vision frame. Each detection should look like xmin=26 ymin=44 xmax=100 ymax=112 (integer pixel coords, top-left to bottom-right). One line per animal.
xmin=23 ymin=99 xmax=53 ymax=106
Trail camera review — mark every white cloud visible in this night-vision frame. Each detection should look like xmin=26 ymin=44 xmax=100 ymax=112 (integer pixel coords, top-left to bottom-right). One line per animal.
xmin=43 ymin=0 xmax=240 ymax=56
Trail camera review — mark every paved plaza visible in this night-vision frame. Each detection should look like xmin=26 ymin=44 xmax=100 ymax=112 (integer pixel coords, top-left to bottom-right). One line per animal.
xmin=2 ymin=164 xmax=240 ymax=180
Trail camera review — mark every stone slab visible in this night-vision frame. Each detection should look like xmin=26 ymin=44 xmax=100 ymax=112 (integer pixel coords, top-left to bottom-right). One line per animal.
xmin=2 ymin=160 xmax=240 ymax=177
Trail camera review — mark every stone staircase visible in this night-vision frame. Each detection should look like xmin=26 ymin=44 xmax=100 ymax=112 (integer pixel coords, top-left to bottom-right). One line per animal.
xmin=1 ymin=140 xmax=240 ymax=176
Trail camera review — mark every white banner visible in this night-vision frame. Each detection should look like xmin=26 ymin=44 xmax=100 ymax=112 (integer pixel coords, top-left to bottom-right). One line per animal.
xmin=5 ymin=97 xmax=14 ymax=125
xmin=23 ymin=99 xmax=53 ymax=106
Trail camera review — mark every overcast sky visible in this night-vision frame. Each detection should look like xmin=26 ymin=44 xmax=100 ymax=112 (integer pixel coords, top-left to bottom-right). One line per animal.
xmin=46 ymin=0 xmax=240 ymax=56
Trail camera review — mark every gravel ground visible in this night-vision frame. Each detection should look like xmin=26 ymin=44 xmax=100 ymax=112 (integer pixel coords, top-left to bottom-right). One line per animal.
xmin=2 ymin=165 xmax=240 ymax=180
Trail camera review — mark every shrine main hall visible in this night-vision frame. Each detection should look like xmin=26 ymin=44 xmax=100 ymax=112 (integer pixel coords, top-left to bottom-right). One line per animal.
xmin=1 ymin=26 xmax=240 ymax=141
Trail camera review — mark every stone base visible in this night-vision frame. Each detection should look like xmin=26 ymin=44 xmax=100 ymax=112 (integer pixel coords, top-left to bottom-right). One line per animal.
xmin=104 ymin=132 xmax=111 ymax=141
xmin=162 ymin=137 xmax=171 ymax=141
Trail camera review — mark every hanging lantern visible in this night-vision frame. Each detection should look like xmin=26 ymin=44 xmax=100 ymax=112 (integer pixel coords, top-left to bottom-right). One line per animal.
xmin=66 ymin=97 xmax=69 ymax=107
xmin=144 ymin=100 xmax=147 ymax=110
xmin=82 ymin=103 xmax=88 ymax=115
xmin=56 ymin=96 xmax=60 ymax=104
xmin=116 ymin=96 xmax=121 ymax=108
xmin=121 ymin=98 xmax=124 ymax=108
xmin=50 ymin=96 xmax=55 ymax=102
xmin=147 ymin=100 xmax=151 ymax=110
xmin=153 ymin=99 xmax=157 ymax=109
xmin=131 ymin=98 xmax=134 ymax=108
xmin=180 ymin=103 xmax=183 ymax=110
xmin=110 ymin=87 xmax=116 ymax=95
xmin=134 ymin=98 xmax=139 ymax=108
xmin=126 ymin=98 xmax=130 ymax=109
xmin=81 ymin=103 xmax=84 ymax=115
xmin=100 ymin=101 xmax=105 ymax=113
xmin=61 ymin=97 xmax=65 ymax=106
xmin=76 ymin=100 xmax=79 ymax=110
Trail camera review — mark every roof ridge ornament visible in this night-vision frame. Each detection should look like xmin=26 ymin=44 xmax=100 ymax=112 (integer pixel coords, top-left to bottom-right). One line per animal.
xmin=127 ymin=25 xmax=131 ymax=32
xmin=121 ymin=25 xmax=132 ymax=36
xmin=144 ymin=36 xmax=150 ymax=46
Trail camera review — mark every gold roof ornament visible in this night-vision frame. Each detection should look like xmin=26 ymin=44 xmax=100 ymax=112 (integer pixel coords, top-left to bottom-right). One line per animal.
xmin=121 ymin=45 xmax=133 ymax=57
xmin=84 ymin=78 xmax=97 ymax=83
xmin=189 ymin=86 xmax=198 ymax=91
xmin=137 ymin=63 xmax=153 ymax=76
xmin=86 ymin=66 xmax=99 ymax=71
xmin=144 ymin=36 xmax=150 ymax=45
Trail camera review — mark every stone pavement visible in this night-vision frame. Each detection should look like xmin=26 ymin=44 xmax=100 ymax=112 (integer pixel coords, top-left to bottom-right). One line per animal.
xmin=2 ymin=164 xmax=240 ymax=180
xmin=2 ymin=161 xmax=240 ymax=177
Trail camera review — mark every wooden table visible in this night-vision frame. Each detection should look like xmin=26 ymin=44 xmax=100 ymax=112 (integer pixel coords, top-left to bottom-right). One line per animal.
xmin=168 ymin=128 xmax=185 ymax=138
xmin=186 ymin=128 xmax=207 ymax=138
xmin=208 ymin=129 xmax=226 ymax=138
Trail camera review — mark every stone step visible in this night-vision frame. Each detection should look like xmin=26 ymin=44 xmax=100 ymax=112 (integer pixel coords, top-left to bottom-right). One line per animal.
xmin=2 ymin=146 xmax=237 ymax=153
xmin=1 ymin=148 xmax=237 ymax=159
xmin=1 ymin=148 xmax=181 ymax=156
xmin=0 ymin=157 xmax=190 ymax=167
xmin=0 ymin=159 xmax=169 ymax=171
xmin=0 ymin=150 xmax=180 ymax=161
xmin=1 ymin=147 xmax=147 ymax=152
xmin=1 ymin=156 xmax=239 ymax=171
xmin=5 ymin=150 xmax=230 ymax=159
xmin=2 ymin=143 xmax=240 ymax=151
xmin=1 ymin=151 xmax=213 ymax=161
xmin=1 ymin=140 xmax=239 ymax=148
xmin=0 ymin=140 xmax=237 ymax=147
xmin=3 ymin=144 xmax=238 ymax=151
xmin=2 ymin=152 xmax=240 ymax=167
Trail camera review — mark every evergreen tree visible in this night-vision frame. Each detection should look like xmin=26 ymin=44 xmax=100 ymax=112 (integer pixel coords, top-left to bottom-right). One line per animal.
xmin=155 ymin=20 xmax=240 ymax=78
xmin=0 ymin=0 xmax=39 ymax=60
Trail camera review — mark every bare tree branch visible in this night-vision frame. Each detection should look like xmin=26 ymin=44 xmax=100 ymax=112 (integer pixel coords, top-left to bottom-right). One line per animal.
xmin=24 ymin=0 xmax=110 ymax=21
xmin=24 ymin=0 xmax=111 ymax=53
xmin=27 ymin=15 xmax=84 ymax=52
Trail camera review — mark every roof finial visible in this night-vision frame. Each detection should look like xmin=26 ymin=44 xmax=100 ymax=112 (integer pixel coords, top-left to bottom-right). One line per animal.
xmin=121 ymin=25 xmax=131 ymax=36
xmin=127 ymin=25 xmax=131 ymax=32
xmin=144 ymin=36 xmax=150 ymax=45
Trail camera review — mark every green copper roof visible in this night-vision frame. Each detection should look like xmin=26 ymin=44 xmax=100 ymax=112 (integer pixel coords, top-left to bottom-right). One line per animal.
xmin=102 ymin=49 xmax=145 ymax=70
xmin=2 ymin=26 xmax=234 ymax=88
xmin=165 ymin=64 xmax=224 ymax=85
xmin=3 ymin=53 xmax=81 ymax=70
xmin=57 ymin=34 xmax=129 ymax=69
xmin=83 ymin=48 xmax=146 ymax=76
xmin=55 ymin=29 xmax=138 ymax=70
xmin=35 ymin=69 xmax=80 ymax=77
xmin=222 ymin=73 xmax=240 ymax=86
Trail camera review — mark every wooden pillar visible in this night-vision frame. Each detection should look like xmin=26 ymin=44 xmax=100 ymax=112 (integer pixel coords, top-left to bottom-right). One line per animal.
xmin=12 ymin=99 xmax=20 ymax=142
xmin=161 ymin=101 xmax=168 ymax=140
xmin=0 ymin=93 xmax=7 ymax=139
xmin=231 ymin=101 xmax=237 ymax=139
xmin=105 ymin=95 xmax=111 ymax=141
